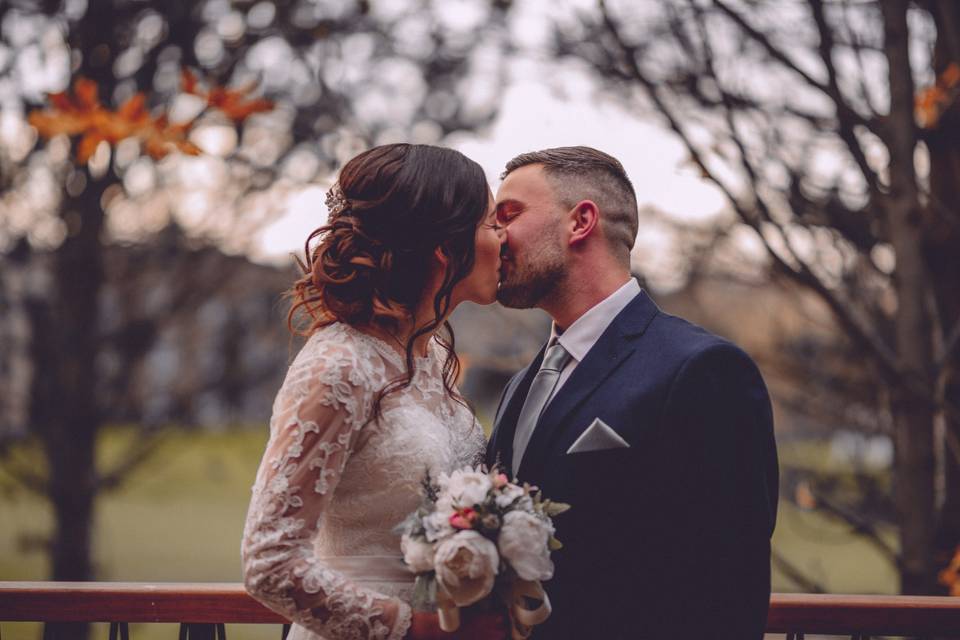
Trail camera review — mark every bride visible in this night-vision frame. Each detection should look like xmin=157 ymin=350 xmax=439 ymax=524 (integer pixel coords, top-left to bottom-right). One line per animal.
xmin=242 ymin=144 xmax=506 ymax=639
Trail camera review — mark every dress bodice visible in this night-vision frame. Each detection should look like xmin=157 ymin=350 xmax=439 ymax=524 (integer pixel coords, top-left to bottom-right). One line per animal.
xmin=242 ymin=322 xmax=485 ymax=640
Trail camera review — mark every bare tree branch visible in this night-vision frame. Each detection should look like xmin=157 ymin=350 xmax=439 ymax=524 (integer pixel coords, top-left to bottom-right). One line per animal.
xmin=598 ymin=0 xmax=903 ymax=382
xmin=711 ymin=0 xmax=882 ymax=136
xmin=808 ymin=482 xmax=901 ymax=566
xmin=808 ymin=0 xmax=883 ymax=194
xmin=838 ymin=0 xmax=882 ymax=118
xmin=939 ymin=317 xmax=960 ymax=370
xmin=771 ymin=549 xmax=828 ymax=593
xmin=95 ymin=430 xmax=167 ymax=493
xmin=0 ymin=454 xmax=49 ymax=497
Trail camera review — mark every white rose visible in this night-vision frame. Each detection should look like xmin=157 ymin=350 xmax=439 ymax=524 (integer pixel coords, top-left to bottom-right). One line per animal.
xmin=498 ymin=511 xmax=554 ymax=581
xmin=514 ymin=495 xmax=535 ymax=513
xmin=442 ymin=468 xmax=493 ymax=509
xmin=424 ymin=509 xmax=455 ymax=542
xmin=401 ymin=535 xmax=435 ymax=573
xmin=495 ymin=483 xmax=525 ymax=508
xmin=434 ymin=530 xmax=499 ymax=606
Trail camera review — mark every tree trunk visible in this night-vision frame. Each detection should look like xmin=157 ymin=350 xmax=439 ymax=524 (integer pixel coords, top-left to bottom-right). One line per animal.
xmin=41 ymin=169 xmax=108 ymax=640
xmin=882 ymin=1 xmax=940 ymax=594
xmin=38 ymin=2 xmax=118 ymax=635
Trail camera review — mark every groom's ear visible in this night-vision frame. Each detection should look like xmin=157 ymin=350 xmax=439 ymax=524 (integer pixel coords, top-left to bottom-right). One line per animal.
xmin=567 ymin=200 xmax=600 ymax=246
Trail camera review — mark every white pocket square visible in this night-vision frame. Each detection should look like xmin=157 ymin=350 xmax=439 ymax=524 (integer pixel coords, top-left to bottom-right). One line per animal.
xmin=566 ymin=418 xmax=630 ymax=454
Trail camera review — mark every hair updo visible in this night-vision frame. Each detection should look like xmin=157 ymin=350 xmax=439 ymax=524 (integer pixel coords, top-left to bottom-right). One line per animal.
xmin=288 ymin=143 xmax=490 ymax=417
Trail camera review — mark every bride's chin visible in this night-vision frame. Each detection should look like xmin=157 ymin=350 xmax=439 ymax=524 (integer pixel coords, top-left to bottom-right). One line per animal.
xmin=475 ymin=281 xmax=500 ymax=306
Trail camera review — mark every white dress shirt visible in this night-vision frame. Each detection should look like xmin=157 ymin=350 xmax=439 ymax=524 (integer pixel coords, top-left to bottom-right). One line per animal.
xmin=545 ymin=278 xmax=641 ymax=405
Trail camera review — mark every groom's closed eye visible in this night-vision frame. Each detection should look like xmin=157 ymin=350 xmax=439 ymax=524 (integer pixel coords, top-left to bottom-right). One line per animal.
xmin=496 ymin=200 xmax=524 ymax=225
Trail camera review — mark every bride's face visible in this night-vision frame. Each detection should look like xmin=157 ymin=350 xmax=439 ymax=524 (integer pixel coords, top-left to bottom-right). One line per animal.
xmin=451 ymin=192 xmax=505 ymax=306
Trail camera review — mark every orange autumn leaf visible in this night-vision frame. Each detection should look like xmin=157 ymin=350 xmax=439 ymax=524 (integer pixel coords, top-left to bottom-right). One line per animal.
xmin=181 ymin=68 xmax=200 ymax=95
xmin=141 ymin=118 xmax=200 ymax=160
xmin=117 ymin=93 xmax=149 ymax=123
xmin=49 ymin=91 xmax=77 ymax=113
xmin=30 ymin=71 xmax=273 ymax=165
xmin=916 ymin=62 xmax=960 ymax=129
xmin=938 ymin=545 xmax=960 ymax=597
xmin=28 ymin=109 xmax=91 ymax=138
xmin=73 ymin=77 xmax=99 ymax=110
xmin=206 ymin=82 xmax=274 ymax=122
xmin=76 ymin=132 xmax=104 ymax=165
xmin=30 ymin=76 xmax=192 ymax=163
xmin=177 ymin=140 xmax=202 ymax=156
xmin=181 ymin=69 xmax=273 ymax=121
xmin=178 ymin=68 xmax=275 ymax=121
xmin=943 ymin=62 xmax=960 ymax=89
xmin=915 ymin=87 xmax=943 ymax=128
xmin=794 ymin=480 xmax=817 ymax=510
xmin=142 ymin=134 xmax=169 ymax=161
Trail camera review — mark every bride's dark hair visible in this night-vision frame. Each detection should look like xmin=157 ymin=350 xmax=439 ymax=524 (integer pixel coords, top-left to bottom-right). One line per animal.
xmin=288 ymin=143 xmax=489 ymax=418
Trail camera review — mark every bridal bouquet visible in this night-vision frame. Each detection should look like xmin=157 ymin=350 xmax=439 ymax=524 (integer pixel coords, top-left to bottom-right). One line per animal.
xmin=397 ymin=466 xmax=569 ymax=639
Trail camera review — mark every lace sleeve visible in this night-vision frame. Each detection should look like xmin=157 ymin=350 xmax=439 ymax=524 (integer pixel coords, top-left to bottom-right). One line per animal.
xmin=241 ymin=338 xmax=412 ymax=640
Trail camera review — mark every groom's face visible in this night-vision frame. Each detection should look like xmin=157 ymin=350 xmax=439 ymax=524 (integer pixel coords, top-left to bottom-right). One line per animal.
xmin=494 ymin=164 xmax=568 ymax=309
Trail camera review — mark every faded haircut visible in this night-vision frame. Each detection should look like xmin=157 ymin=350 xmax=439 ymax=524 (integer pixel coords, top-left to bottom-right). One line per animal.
xmin=502 ymin=146 xmax=639 ymax=265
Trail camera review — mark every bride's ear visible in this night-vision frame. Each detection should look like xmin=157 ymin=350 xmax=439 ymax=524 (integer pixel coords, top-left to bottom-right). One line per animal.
xmin=433 ymin=245 xmax=450 ymax=268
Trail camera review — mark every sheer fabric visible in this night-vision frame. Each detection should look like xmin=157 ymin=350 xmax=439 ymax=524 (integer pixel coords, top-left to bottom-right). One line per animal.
xmin=242 ymin=322 xmax=485 ymax=640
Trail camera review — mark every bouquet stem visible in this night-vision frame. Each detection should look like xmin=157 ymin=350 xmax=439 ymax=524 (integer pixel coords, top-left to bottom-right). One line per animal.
xmin=503 ymin=579 xmax=551 ymax=640
xmin=436 ymin=587 xmax=461 ymax=632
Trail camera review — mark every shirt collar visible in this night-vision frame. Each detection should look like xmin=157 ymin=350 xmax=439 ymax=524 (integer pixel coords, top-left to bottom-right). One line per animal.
xmin=549 ymin=279 xmax=641 ymax=363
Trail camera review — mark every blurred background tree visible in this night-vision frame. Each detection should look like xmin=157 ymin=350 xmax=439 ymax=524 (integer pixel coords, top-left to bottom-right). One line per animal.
xmin=0 ymin=1 xmax=508 ymax=636
xmin=552 ymin=0 xmax=960 ymax=594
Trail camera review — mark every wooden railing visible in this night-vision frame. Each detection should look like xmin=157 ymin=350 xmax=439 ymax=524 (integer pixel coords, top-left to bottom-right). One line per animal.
xmin=1 ymin=582 xmax=960 ymax=638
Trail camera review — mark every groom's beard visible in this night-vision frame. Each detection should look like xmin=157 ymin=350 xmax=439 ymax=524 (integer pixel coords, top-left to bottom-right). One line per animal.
xmin=497 ymin=238 xmax=567 ymax=309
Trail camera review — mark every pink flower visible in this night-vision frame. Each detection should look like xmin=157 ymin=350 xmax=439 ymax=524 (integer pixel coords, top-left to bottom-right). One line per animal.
xmin=450 ymin=508 xmax=478 ymax=530
xmin=493 ymin=473 xmax=509 ymax=488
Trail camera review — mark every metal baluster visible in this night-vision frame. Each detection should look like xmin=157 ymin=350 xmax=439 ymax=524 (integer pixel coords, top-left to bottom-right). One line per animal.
xmin=178 ymin=623 xmax=225 ymax=639
xmin=787 ymin=633 xmax=804 ymax=640
xmin=108 ymin=622 xmax=130 ymax=640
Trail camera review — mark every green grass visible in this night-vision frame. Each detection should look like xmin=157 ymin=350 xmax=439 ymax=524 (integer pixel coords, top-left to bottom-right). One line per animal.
xmin=0 ymin=428 xmax=899 ymax=639
xmin=773 ymin=438 xmax=899 ymax=594
xmin=0 ymin=426 xmax=276 ymax=639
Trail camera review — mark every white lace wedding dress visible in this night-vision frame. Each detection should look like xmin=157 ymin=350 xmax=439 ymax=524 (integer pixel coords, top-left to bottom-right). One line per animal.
xmin=242 ymin=322 xmax=486 ymax=640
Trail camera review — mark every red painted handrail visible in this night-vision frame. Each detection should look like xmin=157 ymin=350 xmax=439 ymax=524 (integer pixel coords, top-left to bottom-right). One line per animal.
xmin=1 ymin=583 xmax=959 ymax=635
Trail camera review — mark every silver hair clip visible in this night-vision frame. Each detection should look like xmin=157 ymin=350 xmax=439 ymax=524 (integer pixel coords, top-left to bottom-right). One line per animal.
xmin=325 ymin=183 xmax=348 ymax=217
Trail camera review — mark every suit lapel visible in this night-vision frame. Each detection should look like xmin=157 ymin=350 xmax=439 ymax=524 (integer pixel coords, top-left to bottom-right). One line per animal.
xmin=517 ymin=290 xmax=660 ymax=478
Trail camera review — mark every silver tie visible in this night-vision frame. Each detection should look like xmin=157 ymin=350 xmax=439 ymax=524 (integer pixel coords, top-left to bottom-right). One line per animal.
xmin=512 ymin=341 xmax=571 ymax=476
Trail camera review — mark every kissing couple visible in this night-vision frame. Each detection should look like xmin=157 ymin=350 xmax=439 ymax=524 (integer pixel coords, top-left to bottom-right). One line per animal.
xmin=242 ymin=144 xmax=779 ymax=640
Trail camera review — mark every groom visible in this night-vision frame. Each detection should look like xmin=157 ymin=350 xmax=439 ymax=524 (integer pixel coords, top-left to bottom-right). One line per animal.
xmin=486 ymin=147 xmax=779 ymax=639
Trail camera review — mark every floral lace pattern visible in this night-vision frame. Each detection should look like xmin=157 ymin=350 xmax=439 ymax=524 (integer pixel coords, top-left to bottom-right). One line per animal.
xmin=242 ymin=323 xmax=485 ymax=640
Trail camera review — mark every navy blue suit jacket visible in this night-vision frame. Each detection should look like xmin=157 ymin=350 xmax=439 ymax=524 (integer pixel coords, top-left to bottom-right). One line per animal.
xmin=486 ymin=288 xmax=778 ymax=639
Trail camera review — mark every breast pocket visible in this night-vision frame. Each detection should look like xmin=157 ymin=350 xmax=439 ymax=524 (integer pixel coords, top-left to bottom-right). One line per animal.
xmin=565 ymin=448 xmax=633 ymax=508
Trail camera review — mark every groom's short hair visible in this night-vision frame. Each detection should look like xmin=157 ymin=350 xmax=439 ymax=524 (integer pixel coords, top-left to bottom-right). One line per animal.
xmin=502 ymin=146 xmax=639 ymax=265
